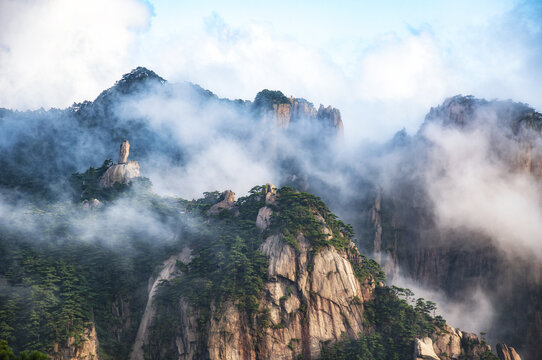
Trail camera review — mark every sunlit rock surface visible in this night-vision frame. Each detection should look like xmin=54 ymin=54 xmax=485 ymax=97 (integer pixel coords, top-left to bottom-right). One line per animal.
xmin=99 ymin=140 xmax=140 ymax=188
xmin=99 ymin=161 xmax=140 ymax=188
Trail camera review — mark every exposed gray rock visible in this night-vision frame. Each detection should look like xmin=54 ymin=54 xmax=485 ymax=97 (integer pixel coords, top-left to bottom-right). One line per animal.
xmin=54 ymin=324 xmax=99 ymax=360
xmin=431 ymin=325 xmax=463 ymax=359
xmin=263 ymin=97 xmax=343 ymax=133
xmin=155 ymin=207 xmax=373 ymax=360
xmin=430 ymin=325 xmax=495 ymax=360
xmin=99 ymin=141 xmax=140 ymax=188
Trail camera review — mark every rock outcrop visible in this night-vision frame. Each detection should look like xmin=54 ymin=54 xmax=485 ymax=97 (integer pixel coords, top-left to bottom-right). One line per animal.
xmin=431 ymin=325 xmax=497 ymax=359
xmin=131 ymin=249 xmax=192 ymax=360
xmin=170 ymin=235 xmax=371 ymax=360
xmin=99 ymin=140 xmax=140 ymax=188
xmin=256 ymin=184 xmax=277 ymax=230
xmin=208 ymin=190 xmax=237 ymax=215
xmin=99 ymin=161 xmax=140 ymax=188
xmin=415 ymin=324 xmax=515 ymax=360
xmin=497 ymin=343 xmax=522 ymax=360
xmin=317 ymin=105 xmax=344 ymax=134
xmin=81 ymin=198 xmax=101 ymax=209
xmin=118 ymin=140 xmax=130 ymax=164
xmin=142 ymin=189 xmax=374 ymax=360
xmin=254 ymin=90 xmax=343 ymax=133
xmin=54 ymin=324 xmax=99 ymax=360
xmin=415 ymin=337 xmax=440 ymax=360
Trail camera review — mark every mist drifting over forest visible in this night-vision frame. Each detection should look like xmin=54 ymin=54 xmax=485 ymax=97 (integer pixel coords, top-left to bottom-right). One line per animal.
xmin=1 ymin=1 xmax=541 ymax=360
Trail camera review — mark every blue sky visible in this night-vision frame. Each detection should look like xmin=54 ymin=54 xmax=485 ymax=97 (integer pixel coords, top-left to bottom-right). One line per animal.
xmin=1 ymin=0 xmax=540 ymax=140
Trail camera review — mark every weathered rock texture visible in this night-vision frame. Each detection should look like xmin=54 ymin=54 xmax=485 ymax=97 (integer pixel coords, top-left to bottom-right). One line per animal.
xmin=208 ymin=190 xmax=237 ymax=215
xmin=54 ymin=324 xmax=99 ymax=360
xmin=415 ymin=324 xmax=515 ymax=360
xmin=431 ymin=325 xmax=498 ymax=360
xmin=259 ymin=95 xmax=343 ymax=134
xmin=256 ymin=184 xmax=277 ymax=230
xmin=140 ymin=196 xmax=375 ymax=360
xmin=99 ymin=140 xmax=140 ymax=187
xmin=131 ymin=249 xmax=192 ymax=360
xmin=155 ymin=235 xmax=373 ymax=360
xmin=99 ymin=161 xmax=140 ymax=188
xmin=118 ymin=140 xmax=130 ymax=164
xmin=497 ymin=343 xmax=522 ymax=360
xmin=415 ymin=337 xmax=440 ymax=360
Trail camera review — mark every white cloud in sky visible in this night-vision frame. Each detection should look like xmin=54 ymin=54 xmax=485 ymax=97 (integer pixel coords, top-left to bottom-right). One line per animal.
xmin=356 ymin=32 xmax=449 ymax=102
xmin=0 ymin=0 xmax=152 ymax=110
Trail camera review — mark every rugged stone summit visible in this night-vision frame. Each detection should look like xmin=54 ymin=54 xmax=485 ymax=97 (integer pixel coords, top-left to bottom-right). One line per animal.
xmin=422 ymin=95 xmax=542 ymax=134
xmin=99 ymin=140 xmax=140 ymax=188
xmin=253 ymin=90 xmax=343 ymax=133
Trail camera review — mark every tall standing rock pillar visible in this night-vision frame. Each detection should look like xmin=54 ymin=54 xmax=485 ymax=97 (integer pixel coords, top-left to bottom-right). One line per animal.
xmin=118 ymin=140 xmax=130 ymax=164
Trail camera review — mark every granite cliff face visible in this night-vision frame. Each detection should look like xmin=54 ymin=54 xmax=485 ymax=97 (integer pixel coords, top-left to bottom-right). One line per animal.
xmin=53 ymin=324 xmax=99 ymax=360
xmin=253 ymin=90 xmax=343 ymax=134
xmin=497 ymin=344 xmax=522 ymax=360
xmin=415 ymin=324 xmax=503 ymax=360
xmin=137 ymin=187 xmax=373 ymax=360
xmin=127 ymin=185 xmax=513 ymax=360
xmin=188 ymin=236 xmax=372 ymax=360
xmin=131 ymin=250 xmax=192 ymax=360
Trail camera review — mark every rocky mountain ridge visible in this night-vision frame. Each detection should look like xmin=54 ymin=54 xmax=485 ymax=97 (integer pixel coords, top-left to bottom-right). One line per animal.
xmin=357 ymin=95 xmax=542 ymax=360
xmin=0 ymin=67 xmax=538 ymax=359
xmin=0 ymin=67 xmax=342 ymax=200
xmin=126 ymin=184 xmax=513 ymax=360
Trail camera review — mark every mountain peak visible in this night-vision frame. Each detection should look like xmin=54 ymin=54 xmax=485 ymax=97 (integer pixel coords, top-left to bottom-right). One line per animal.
xmin=113 ymin=67 xmax=166 ymax=94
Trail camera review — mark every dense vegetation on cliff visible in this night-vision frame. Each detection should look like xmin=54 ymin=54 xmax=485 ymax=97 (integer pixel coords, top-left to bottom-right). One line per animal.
xmin=1 ymin=167 xmax=454 ymax=359
xmin=144 ymin=185 xmax=450 ymax=360
xmin=0 ymin=170 xmax=184 ymax=358
xmin=0 ymin=68 xmax=530 ymax=359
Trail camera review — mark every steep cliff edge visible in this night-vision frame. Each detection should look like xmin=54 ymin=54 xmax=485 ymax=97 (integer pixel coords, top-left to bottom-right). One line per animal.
xmin=132 ymin=185 xmax=508 ymax=360
xmin=53 ymin=325 xmax=99 ymax=360
xmin=131 ymin=250 xmax=192 ymax=360
xmin=137 ymin=185 xmax=373 ymax=359
xmin=253 ymin=89 xmax=343 ymax=134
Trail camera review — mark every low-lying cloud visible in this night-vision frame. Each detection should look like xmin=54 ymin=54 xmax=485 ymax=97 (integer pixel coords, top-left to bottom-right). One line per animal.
xmin=424 ymin=121 xmax=542 ymax=261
